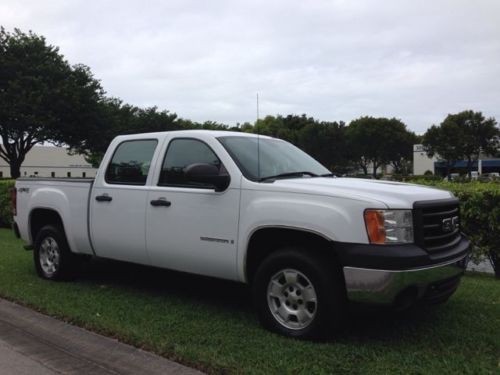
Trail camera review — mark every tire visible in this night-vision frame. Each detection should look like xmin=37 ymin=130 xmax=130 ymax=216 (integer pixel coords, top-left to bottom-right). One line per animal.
xmin=34 ymin=225 xmax=80 ymax=281
xmin=252 ymin=247 xmax=345 ymax=340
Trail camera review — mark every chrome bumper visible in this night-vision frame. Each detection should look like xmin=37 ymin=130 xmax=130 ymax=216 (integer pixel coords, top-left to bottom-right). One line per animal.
xmin=343 ymin=254 xmax=468 ymax=305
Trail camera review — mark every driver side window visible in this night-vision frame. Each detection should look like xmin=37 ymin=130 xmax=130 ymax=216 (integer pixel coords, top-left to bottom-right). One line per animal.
xmin=158 ymin=138 xmax=224 ymax=187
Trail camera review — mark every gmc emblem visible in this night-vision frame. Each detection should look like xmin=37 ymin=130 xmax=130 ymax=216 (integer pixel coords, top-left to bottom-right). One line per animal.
xmin=442 ymin=216 xmax=459 ymax=232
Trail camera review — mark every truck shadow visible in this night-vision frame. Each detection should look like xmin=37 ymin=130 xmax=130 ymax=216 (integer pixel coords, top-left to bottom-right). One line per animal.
xmin=80 ymin=257 xmax=253 ymax=310
xmin=79 ymin=257 xmax=449 ymax=343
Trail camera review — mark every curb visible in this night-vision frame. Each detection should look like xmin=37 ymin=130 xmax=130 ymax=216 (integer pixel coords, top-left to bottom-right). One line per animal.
xmin=0 ymin=298 xmax=204 ymax=374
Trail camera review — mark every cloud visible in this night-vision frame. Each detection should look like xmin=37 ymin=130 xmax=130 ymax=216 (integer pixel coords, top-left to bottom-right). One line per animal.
xmin=1 ymin=0 xmax=499 ymax=132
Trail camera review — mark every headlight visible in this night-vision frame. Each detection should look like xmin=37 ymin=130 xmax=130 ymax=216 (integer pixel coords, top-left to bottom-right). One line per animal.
xmin=364 ymin=209 xmax=413 ymax=244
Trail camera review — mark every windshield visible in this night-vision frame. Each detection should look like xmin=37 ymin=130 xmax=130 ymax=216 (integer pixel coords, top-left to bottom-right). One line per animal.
xmin=218 ymin=136 xmax=331 ymax=181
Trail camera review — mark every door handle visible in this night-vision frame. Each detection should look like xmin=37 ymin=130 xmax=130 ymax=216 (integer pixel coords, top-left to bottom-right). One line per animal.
xmin=95 ymin=195 xmax=112 ymax=202
xmin=150 ymin=199 xmax=171 ymax=207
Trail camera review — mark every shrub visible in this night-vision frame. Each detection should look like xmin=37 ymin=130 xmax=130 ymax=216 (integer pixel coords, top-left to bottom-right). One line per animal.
xmin=410 ymin=180 xmax=500 ymax=278
xmin=394 ymin=175 xmax=442 ymax=182
xmin=0 ymin=180 xmax=15 ymax=228
xmin=0 ymin=178 xmax=497 ymax=277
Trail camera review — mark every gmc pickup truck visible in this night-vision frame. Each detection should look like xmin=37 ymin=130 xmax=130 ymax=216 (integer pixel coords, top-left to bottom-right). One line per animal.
xmin=12 ymin=130 xmax=470 ymax=339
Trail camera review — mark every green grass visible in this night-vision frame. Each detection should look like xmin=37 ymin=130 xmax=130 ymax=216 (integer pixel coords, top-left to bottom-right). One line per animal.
xmin=0 ymin=229 xmax=499 ymax=374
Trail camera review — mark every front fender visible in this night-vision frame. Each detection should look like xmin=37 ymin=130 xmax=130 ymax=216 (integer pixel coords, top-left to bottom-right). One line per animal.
xmin=236 ymin=190 xmax=382 ymax=282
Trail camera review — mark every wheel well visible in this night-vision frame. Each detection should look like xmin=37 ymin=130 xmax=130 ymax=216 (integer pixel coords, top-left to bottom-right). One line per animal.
xmin=245 ymin=227 xmax=341 ymax=283
xmin=30 ymin=209 xmax=64 ymax=243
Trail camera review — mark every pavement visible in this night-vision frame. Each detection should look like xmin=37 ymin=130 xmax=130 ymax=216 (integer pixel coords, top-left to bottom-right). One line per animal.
xmin=0 ymin=298 xmax=203 ymax=375
xmin=467 ymin=258 xmax=494 ymax=274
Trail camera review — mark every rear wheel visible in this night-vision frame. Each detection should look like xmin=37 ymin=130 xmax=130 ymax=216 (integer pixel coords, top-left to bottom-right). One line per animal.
xmin=34 ymin=225 xmax=79 ymax=281
xmin=252 ymin=247 xmax=345 ymax=339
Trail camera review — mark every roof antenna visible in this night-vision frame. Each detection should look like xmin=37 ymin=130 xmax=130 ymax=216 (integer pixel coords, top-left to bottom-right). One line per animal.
xmin=256 ymin=93 xmax=260 ymax=180
xmin=256 ymin=92 xmax=260 ymax=120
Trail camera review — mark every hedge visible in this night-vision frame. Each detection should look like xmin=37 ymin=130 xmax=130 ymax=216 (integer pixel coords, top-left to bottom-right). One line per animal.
xmin=0 ymin=180 xmax=15 ymax=228
xmin=407 ymin=180 xmax=500 ymax=277
xmin=0 ymin=179 xmax=498 ymax=276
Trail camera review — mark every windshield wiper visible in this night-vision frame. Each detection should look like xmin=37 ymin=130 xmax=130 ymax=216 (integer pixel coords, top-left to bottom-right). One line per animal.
xmin=259 ymin=171 xmax=319 ymax=182
xmin=319 ymin=173 xmax=335 ymax=177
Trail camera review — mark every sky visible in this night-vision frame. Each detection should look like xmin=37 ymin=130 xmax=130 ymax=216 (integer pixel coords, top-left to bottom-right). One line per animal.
xmin=1 ymin=0 xmax=499 ymax=134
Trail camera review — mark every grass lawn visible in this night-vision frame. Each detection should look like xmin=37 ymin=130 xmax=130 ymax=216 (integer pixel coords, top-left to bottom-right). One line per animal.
xmin=0 ymin=228 xmax=498 ymax=374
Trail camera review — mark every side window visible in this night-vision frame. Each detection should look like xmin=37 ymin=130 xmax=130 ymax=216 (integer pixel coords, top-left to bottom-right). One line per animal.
xmin=159 ymin=138 xmax=223 ymax=187
xmin=105 ymin=139 xmax=158 ymax=185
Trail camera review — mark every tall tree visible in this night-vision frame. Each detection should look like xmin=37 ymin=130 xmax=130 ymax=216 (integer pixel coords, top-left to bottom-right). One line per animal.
xmin=423 ymin=111 xmax=499 ymax=178
xmin=447 ymin=111 xmax=498 ymax=177
xmin=253 ymin=114 xmax=349 ymax=173
xmin=0 ymin=28 xmax=104 ymax=178
xmin=299 ymin=120 xmax=348 ymax=172
xmin=388 ymin=128 xmax=419 ymax=175
xmin=74 ymin=98 xmax=184 ymax=167
xmin=423 ymin=123 xmax=463 ymax=179
xmin=75 ymin=99 xmax=236 ymax=167
xmin=254 ymin=115 xmax=286 ymax=139
xmin=346 ymin=117 xmax=414 ymax=177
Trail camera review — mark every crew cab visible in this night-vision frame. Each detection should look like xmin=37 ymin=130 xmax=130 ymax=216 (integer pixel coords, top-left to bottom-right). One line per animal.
xmin=12 ymin=130 xmax=471 ymax=339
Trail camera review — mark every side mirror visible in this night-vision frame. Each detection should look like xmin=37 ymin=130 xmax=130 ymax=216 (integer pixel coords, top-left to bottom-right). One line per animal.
xmin=184 ymin=163 xmax=230 ymax=192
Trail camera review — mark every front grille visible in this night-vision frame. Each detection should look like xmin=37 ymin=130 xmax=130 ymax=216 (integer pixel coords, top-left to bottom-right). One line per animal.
xmin=413 ymin=199 xmax=462 ymax=255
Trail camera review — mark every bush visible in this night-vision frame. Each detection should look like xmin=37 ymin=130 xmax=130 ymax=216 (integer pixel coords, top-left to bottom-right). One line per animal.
xmin=410 ymin=180 xmax=500 ymax=278
xmin=0 ymin=178 xmax=497 ymax=276
xmin=0 ymin=180 xmax=15 ymax=228
xmin=393 ymin=174 xmax=443 ymax=182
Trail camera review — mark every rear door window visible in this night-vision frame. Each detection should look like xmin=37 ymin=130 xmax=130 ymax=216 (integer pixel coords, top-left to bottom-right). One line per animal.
xmin=105 ymin=139 xmax=158 ymax=185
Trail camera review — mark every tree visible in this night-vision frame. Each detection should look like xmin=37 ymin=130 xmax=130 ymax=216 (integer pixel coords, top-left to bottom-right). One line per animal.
xmin=73 ymin=98 xmax=184 ymax=167
xmin=388 ymin=128 xmax=419 ymax=175
xmin=238 ymin=122 xmax=254 ymax=132
xmin=423 ymin=111 xmax=499 ymax=179
xmin=446 ymin=111 xmax=498 ymax=177
xmin=346 ymin=117 xmax=414 ymax=177
xmin=73 ymin=98 xmax=235 ymax=167
xmin=254 ymin=115 xmax=286 ymax=138
xmin=0 ymin=28 xmax=104 ymax=178
xmin=423 ymin=122 xmax=463 ymax=179
xmin=298 ymin=120 xmax=348 ymax=172
xmin=253 ymin=114 xmax=350 ymax=173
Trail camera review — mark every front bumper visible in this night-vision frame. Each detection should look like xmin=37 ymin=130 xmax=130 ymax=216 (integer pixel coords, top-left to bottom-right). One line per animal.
xmin=343 ymin=254 xmax=469 ymax=305
xmin=336 ymin=235 xmax=471 ymax=306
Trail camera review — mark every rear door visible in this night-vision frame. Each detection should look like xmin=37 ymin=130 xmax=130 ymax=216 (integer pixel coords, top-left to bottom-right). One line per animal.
xmin=90 ymin=138 xmax=160 ymax=265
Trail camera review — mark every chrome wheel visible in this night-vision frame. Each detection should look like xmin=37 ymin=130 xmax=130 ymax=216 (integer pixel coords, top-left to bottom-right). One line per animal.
xmin=267 ymin=268 xmax=318 ymax=330
xmin=39 ymin=237 xmax=60 ymax=277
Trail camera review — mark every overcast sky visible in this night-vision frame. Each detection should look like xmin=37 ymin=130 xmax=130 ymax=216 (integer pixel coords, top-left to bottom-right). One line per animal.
xmin=1 ymin=0 xmax=499 ymax=133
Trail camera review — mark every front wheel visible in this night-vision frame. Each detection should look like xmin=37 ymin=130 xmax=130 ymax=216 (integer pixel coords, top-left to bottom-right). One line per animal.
xmin=252 ymin=247 xmax=345 ymax=339
xmin=34 ymin=225 xmax=79 ymax=281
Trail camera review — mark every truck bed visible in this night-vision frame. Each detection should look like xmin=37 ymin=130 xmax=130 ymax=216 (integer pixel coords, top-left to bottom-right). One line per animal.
xmin=15 ymin=177 xmax=95 ymax=256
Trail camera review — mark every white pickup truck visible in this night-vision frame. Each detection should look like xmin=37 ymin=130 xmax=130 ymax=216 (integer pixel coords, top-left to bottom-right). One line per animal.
xmin=12 ymin=130 xmax=470 ymax=339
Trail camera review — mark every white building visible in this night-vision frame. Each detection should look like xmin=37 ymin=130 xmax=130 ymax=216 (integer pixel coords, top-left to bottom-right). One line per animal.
xmin=413 ymin=144 xmax=438 ymax=175
xmin=0 ymin=146 xmax=97 ymax=178
xmin=413 ymin=144 xmax=500 ymax=176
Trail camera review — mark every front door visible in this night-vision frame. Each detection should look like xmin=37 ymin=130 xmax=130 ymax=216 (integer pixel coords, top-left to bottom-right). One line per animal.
xmin=146 ymin=137 xmax=240 ymax=280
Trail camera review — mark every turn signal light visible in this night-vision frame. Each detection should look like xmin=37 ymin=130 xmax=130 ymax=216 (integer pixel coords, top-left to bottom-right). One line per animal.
xmin=364 ymin=210 xmax=386 ymax=244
